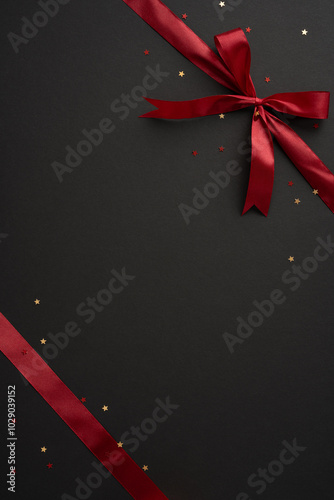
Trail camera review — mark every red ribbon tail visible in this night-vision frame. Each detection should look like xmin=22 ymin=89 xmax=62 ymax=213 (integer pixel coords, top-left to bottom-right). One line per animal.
xmin=140 ymin=95 xmax=256 ymax=119
xmin=265 ymin=112 xmax=334 ymax=213
xmin=242 ymin=109 xmax=275 ymax=216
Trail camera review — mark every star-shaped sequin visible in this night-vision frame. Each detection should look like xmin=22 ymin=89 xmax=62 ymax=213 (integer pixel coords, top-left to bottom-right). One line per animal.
xmin=192 ymin=150 xmax=198 ymax=156
xmin=47 ymin=463 xmax=53 ymax=469
xmin=219 ymin=114 xmax=225 ymax=119
xmin=41 ymin=447 xmax=47 ymax=453
xmin=117 ymin=442 xmax=123 ymax=448
xmin=219 ymin=146 xmax=225 ymax=152
xmin=294 ymin=198 xmax=301 ymax=205
xmin=34 ymin=299 xmax=40 ymax=305
xmin=102 ymin=405 xmax=108 ymax=412
xmin=219 ymin=1 xmax=225 ymax=6
xmin=313 ymin=189 xmax=319 ymax=195
xmin=182 ymin=13 xmax=188 ymax=19
xmin=246 ymin=27 xmax=251 ymax=33
xmin=288 ymin=256 xmax=294 ymax=262
xmin=144 ymin=50 xmax=149 ymax=55
xmin=142 ymin=465 xmax=149 ymax=471
xmin=179 ymin=71 xmax=185 ymax=77
xmin=288 ymin=181 xmax=294 ymax=186
xmin=40 ymin=338 xmax=47 ymax=344
xmin=313 ymin=123 xmax=319 ymax=129
xmin=80 ymin=397 xmax=86 ymax=403
xmin=302 ymin=29 xmax=308 ymax=36
xmin=265 ymin=77 xmax=271 ymax=83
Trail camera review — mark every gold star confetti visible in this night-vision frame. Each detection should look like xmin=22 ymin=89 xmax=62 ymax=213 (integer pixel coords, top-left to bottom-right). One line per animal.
xmin=219 ymin=1 xmax=225 ymax=6
xmin=142 ymin=465 xmax=149 ymax=471
xmin=117 ymin=442 xmax=123 ymax=448
xmin=178 ymin=71 xmax=185 ymax=77
xmin=301 ymin=29 xmax=308 ymax=36
xmin=313 ymin=189 xmax=319 ymax=195
xmin=254 ymin=111 xmax=260 ymax=117
xmin=40 ymin=338 xmax=47 ymax=344
xmin=288 ymin=256 xmax=294 ymax=262
xmin=34 ymin=299 xmax=40 ymax=305
xmin=41 ymin=447 xmax=47 ymax=453
xmin=294 ymin=198 xmax=301 ymax=205
xmin=102 ymin=405 xmax=108 ymax=412
xmin=219 ymin=114 xmax=225 ymax=119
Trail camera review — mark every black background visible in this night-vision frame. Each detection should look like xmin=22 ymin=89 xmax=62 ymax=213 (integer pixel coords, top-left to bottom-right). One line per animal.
xmin=1 ymin=0 xmax=334 ymax=499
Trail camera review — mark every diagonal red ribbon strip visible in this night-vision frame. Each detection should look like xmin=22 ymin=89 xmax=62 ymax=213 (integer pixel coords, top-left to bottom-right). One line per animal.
xmin=0 ymin=313 xmax=168 ymax=500
xmin=122 ymin=0 xmax=334 ymax=216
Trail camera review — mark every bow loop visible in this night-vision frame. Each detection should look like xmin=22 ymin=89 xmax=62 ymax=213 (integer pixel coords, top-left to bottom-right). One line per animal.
xmin=214 ymin=29 xmax=256 ymax=98
xmin=262 ymin=91 xmax=330 ymax=119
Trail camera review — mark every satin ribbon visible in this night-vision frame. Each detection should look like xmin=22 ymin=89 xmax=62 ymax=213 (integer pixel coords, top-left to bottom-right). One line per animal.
xmin=0 ymin=313 xmax=168 ymax=500
xmin=122 ymin=0 xmax=334 ymax=216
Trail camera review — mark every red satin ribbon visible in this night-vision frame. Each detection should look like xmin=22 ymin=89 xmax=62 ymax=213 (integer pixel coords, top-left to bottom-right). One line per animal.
xmin=122 ymin=0 xmax=334 ymax=216
xmin=0 ymin=313 xmax=168 ymax=500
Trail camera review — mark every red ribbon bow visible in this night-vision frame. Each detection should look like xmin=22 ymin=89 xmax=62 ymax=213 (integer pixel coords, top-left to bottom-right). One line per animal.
xmin=122 ymin=0 xmax=334 ymax=216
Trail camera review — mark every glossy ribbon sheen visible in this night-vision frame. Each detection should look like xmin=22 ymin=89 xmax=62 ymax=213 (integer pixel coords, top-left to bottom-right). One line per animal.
xmin=122 ymin=0 xmax=334 ymax=216
xmin=0 ymin=313 xmax=168 ymax=500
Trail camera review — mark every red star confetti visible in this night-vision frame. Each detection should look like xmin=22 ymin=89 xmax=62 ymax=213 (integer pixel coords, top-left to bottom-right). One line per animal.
xmin=265 ymin=77 xmax=271 ymax=83
xmin=22 ymin=349 xmax=28 ymax=355
xmin=144 ymin=50 xmax=149 ymax=55
xmin=192 ymin=150 xmax=198 ymax=156
xmin=80 ymin=397 xmax=86 ymax=403
xmin=246 ymin=27 xmax=251 ymax=33
xmin=47 ymin=463 xmax=53 ymax=469
xmin=182 ymin=13 xmax=187 ymax=20
xmin=288 ymin=181 xmax=294 ymax=186
xmin=313 ymin=123 xmax=319 ymax=129
xmin=219 ymin=146 xmax=225 ymax=152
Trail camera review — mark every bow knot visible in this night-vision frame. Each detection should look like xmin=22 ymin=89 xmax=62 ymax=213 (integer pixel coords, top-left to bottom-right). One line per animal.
xmin=254 ymin=97 xmax=264 ymax=106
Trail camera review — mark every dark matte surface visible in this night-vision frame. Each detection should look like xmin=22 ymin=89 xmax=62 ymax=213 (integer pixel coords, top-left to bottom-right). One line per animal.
xmin=1 ymin=0 xmax=334 ymax=499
